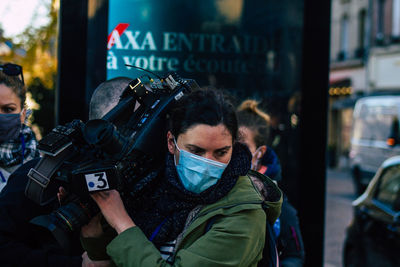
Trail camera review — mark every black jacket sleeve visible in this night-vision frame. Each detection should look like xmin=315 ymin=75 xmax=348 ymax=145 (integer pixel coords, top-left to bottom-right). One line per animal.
xmin=0 ymin=159 xmax=82 ymax=267
xmin=277 ymin=195 xmax=305 ymax=267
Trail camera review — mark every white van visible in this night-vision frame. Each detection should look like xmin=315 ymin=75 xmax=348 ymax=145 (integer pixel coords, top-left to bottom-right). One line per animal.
xmin=349 ymin=95 xmax=400 ymax=195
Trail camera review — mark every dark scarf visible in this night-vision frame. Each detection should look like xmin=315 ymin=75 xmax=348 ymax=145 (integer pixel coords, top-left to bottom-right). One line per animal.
xmin=124 ymin=142 xmax=251 ymax=247
xmin=0 ymin=124 xmax=40 ymax=168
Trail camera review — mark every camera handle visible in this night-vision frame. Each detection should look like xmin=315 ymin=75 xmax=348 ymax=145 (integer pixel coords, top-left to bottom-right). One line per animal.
xmin=25 ymin=144 xmax=75 ymax=206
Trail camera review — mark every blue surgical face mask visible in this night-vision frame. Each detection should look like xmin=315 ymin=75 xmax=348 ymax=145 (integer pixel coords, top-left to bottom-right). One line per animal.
xmin=174 ymin=139 xmax=228 ymax=194
xmin=0 ymin=113 xmax=22 ymax=142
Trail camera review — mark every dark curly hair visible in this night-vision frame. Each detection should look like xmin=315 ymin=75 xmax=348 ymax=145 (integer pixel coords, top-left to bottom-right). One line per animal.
xmin=169 ymin=88 xmax=238 ymax=142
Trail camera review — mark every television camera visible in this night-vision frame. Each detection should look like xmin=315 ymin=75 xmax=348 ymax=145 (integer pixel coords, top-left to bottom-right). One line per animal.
xmin=24 ymin=72 xmax=200 ymax=249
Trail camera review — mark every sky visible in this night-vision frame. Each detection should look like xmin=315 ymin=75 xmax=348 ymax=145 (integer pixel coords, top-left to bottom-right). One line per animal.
xmin=0 ymin=0 xmax=50 ymax=38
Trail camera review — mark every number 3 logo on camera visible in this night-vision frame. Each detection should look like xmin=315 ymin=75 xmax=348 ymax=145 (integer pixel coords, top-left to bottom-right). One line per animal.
xmin=85 ymin=172 xmax=110 ymax=192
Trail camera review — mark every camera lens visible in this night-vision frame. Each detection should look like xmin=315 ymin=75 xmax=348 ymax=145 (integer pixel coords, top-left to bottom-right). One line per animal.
xmin=30 ymin=198 xmax=99 ymax=246
xmin=52 ymin=201 xmax=93 ymax=232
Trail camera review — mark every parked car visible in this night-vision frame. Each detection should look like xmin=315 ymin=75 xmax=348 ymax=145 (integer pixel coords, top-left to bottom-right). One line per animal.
xmin=349 ymin=95 xmax=400 ymax=195
xmin=343 ymin=156 xmax=400 ymax=267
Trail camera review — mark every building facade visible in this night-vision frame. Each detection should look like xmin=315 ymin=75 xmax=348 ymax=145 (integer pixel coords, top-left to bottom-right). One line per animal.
xmin=329 ymin=0 xmax=400 ymax=168
xmin=368 ymin=0 xmax=400 ymax=93
xmin=329 ymin=0 xmax=369 ymax=168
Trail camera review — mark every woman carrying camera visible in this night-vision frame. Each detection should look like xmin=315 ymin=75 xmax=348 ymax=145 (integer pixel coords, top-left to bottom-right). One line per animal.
xmin=80 ymin=88 xmax=282 ymax=266
xmin=0 ymin=64 xmax=40 ymax=192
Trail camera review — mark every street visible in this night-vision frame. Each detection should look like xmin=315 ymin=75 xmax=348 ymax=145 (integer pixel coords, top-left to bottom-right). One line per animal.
xmin=324 ymin=167 xmax=356 ymax=267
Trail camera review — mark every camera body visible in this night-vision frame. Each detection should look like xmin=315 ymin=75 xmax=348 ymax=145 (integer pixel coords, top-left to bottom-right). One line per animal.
xmin=25 ymin=73 xmax=199 ymax=248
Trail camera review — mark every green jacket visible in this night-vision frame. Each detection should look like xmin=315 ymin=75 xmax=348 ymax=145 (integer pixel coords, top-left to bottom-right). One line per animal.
xmin=84 ymin=174 xmax=282 ymax=267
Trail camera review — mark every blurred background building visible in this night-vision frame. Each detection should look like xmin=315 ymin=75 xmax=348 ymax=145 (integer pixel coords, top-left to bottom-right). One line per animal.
xmin=328 ymin=0 xmax=400 ymax=169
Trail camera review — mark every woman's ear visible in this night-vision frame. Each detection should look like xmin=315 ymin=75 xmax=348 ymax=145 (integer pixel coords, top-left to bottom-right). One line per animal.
xmin=258 ymin=145 xmax=267 ymax=158
xmin=167 ymin=131 xmax=176 ymax=154
xmin=20 ymin=108 xmax=26 ymax=124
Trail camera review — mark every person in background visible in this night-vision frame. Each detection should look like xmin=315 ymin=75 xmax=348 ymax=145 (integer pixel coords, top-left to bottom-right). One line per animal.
xmin=0 ymin=63 xmax=40 ymax=192
xmin=237 ymin=99 xmax=305 ymax=267
xmin=0 ymin=77 xmax=133 ymax=267
xmin=79 ymin=88 xmax=282 ymax=267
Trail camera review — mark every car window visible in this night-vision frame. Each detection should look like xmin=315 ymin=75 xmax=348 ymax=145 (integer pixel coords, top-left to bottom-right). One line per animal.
xmin=375 ymin=165 xmax=400 ymax=212
xmin=353 ymin=105 xmax=397 ymax=141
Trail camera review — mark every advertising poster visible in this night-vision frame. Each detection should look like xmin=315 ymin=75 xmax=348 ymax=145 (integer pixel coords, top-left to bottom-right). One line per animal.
xmin=107 ymin=0 xmax=303 ymax=100
xmin=107 ymin=0 xmax=304 ymax=203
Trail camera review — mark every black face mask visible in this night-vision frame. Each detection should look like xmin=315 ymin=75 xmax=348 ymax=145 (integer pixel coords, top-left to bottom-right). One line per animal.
xmin=0 ymin=114 xmax=21 ymax=142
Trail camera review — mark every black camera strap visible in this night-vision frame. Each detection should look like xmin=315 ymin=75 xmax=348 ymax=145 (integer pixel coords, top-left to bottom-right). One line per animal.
xmin=25 ymin=145 xmax=74 ymax=206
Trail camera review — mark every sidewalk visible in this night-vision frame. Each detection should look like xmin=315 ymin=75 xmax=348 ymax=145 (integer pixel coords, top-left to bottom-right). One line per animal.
xmin=324 ymin=168 xmax=355 ymax=267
